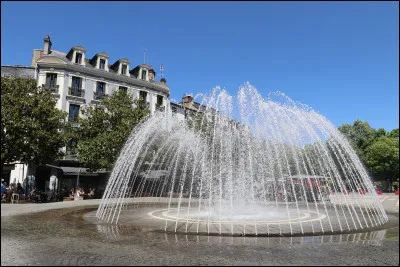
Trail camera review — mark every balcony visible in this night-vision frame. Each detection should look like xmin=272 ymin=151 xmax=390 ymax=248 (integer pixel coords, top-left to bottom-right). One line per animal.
xmin=68 ymin=87 xmax=85 ymax=98
xmin=94 ymin=91 xmax=108 ymax=101
xmin=42 ymin=84 xmax=59 ymax=93
xmin=67 ymin=87 xmax=85 ymax=103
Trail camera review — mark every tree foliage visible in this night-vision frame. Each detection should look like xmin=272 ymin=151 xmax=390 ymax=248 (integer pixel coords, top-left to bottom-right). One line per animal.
xmin=388 ymin=128 xmax=399 ymax=138
xmin=338 ymin=119 xmax=399 ymax=181
xmin=338 ymin=120 xmax=376 ymax=160
xmin=364 ymin=136 xmax=399 ymax=180
xmin=74 ymin=90 xmax=150 ymax=171
xmin=1 ymin=76 xmax=67 ymax=168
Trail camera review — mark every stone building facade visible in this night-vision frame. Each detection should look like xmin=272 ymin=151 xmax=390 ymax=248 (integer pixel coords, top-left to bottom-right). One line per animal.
xmin=31 ymin=35 xmax=170 ymax=118
xmin=1 ymin=35 xmax=171 ymax=193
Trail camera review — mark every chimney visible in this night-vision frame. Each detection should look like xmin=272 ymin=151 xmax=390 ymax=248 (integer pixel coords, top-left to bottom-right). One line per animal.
xmin=43 ymin=35 xmax=52 ymax=55
xmin=182 ymin=94 xmax=194 ymax=108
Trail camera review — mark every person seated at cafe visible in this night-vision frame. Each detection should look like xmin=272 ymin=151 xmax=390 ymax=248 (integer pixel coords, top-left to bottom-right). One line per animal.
xmin=77 ymin=187 xmax=85 ymax=196
xmin=16 ymin=183 xmax=24 ymax=195
xmin=88 ymin=188 xmax=95 ymax=199
xmin=61 ymin=187 xmax=69 ymax=198
xmin=4 ymin=187 xmax=12 ymax=203
xmin=9 ymin=183 xmax=16 ymax=194
xmin=69 ymin=188 xmax=75 ymax=198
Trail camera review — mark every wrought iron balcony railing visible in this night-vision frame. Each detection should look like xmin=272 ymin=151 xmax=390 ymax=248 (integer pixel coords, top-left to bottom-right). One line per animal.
xmin=42 ymin=84 xmax=59 ymax=93
xmin=68 ymin=87 xmax=85 ymax=98
xmin=94 ymin=91 xmax=107 ymax=100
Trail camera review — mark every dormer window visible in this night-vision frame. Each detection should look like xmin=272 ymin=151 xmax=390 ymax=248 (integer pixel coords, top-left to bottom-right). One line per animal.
xmin=75 ymin=53 xmax=82 ymax=64
xmin=141 ymin=70 xmax=147 ymax=80
xmin=92 ymin=52 xmax=109 ymax=71
xmin=111 ymin=58 xmax=130 ymax=75
xmin=67 ymin=46 xmax=86 ymax=66
xmin=99 ymin=59 xmax=106 ymax=70
xmin=121 ymin=64 xmax=127 ymax=75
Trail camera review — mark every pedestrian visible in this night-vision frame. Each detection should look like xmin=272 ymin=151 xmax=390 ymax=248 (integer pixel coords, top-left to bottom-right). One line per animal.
xmin=1 ymin=179 xmax=6 ymax=195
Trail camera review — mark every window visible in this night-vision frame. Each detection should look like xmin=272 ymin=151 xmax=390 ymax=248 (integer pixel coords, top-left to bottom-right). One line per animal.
xmin=75 ymin=53 xmax=82 ymax=64
xmin=119 ymin=86 xmax=128 ymax=93
xmin=141 ymin=70 xmax=147 ymax=80
xmin=45 ymin=73 xmax=57 ymax=88
xmin=121 ymin=64 xmax=127 ymax=75
xmin=68 ymin=104 xmax=80 ymax=121
xmin=96 ymin=82 xmax=106 ymax=100
xmin=139 ymin=91 xmax=147 ymax=101
xmin=157 ymin=95 xmax=163 ymax=106
xmin=97 ymin=82 xmax=105 ymax=94
xmin=99 ymin=59 xmax=106 ymax=70
xmin=71 ymin=76 xmax=82 ymax=89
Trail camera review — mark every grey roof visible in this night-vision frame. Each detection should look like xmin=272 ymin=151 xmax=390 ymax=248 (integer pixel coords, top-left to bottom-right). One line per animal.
xmin=48 ymin=50 xmax=69 ymax=61
xmin=45 ymin=50 xmax=124 ymax=70
xmin=37 ymin=50 xmax=170 ymax=95
xmin=1 ymin=65 xmax=35 ymax=78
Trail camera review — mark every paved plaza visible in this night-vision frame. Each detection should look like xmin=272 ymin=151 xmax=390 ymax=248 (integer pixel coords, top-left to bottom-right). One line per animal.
xmin=1 ymin=194 xmax=398 ymax=266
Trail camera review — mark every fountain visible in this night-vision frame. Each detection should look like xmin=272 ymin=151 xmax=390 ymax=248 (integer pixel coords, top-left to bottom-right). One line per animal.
xmin=96 ymin=83 xmax=387 ymax=236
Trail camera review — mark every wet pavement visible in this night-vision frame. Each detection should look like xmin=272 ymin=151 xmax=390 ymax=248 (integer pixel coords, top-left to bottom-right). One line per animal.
xmin=1 ymin=201 xmax=399 ymax=266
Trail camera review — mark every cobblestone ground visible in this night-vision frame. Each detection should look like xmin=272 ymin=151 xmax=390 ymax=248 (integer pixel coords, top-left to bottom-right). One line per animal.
xmin=1 ymin=204 xmax=399 ymax=266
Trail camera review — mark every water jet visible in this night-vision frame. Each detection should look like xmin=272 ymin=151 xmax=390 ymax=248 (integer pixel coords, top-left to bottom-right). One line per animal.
xmin=96 ymin=83 xmax=387 ymax=236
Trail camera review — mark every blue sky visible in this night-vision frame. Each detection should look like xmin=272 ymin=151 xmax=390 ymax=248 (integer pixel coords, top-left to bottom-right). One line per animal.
xmin=1 ymin=1 xmax=398 ymax=131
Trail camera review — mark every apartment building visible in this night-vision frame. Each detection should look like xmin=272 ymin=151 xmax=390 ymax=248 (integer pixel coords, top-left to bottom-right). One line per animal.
xmin=1 ymin=35 xmax=170 ymax=193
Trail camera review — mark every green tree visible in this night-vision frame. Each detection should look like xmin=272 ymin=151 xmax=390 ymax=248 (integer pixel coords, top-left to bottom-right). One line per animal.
xmin=74 ymin=90 xmax=150 ymax=171
xmin=387 ymin=128 xmax=399 ymax=138
xmin=375 ymin=128 xmax=387 ymax=138
xmin=338 ymin=120 xmax=376 ymax=161
xmin=1 ymin=76 xmax=67 ymax=170
xmin=364 ymin=136 xmax=399 ymax=181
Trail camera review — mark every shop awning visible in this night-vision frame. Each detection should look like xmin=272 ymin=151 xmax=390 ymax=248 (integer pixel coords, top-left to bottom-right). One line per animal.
xmin=61 ymin=167 xmax=99 ymax=176
xmin=46 ymin=164 xmax=99 ymax=176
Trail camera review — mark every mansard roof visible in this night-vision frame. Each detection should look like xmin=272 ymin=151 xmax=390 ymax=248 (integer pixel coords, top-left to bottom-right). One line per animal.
xmin=36 ymin=50 xmax=169 ymax=95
